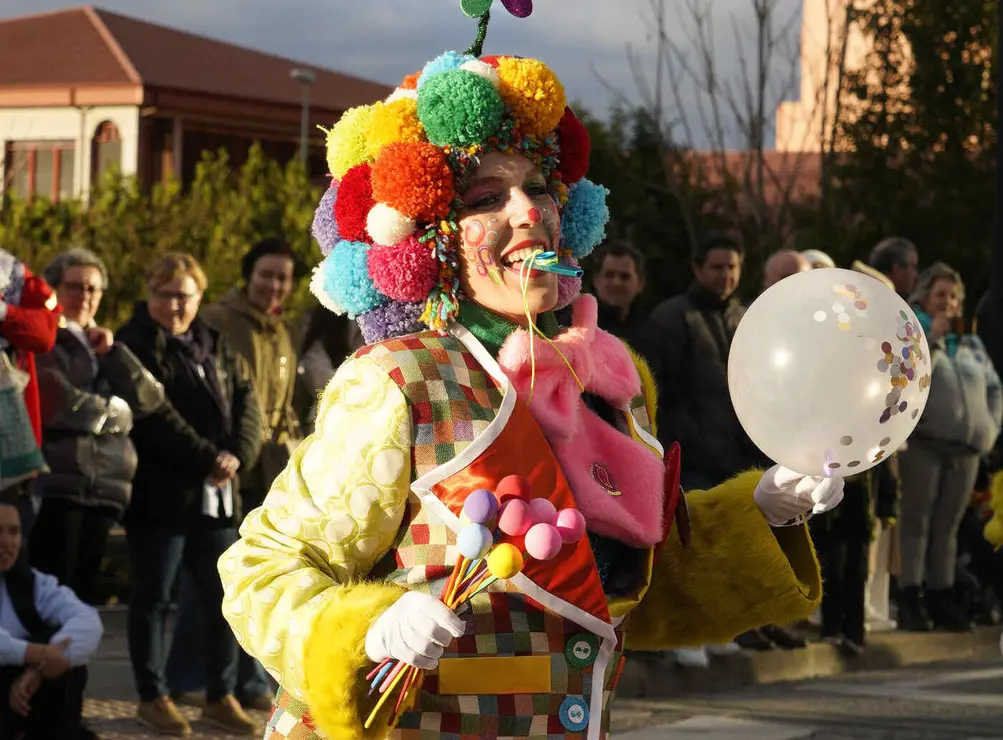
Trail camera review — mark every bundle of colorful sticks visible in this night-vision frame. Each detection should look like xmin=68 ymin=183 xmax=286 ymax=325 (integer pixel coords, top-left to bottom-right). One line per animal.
xmin=363 ymin=476 xmax=586 ymax=729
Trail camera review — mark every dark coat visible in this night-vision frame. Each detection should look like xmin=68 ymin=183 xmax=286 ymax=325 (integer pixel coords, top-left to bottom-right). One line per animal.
xmin=644 ymin=283 xmax=767 ymax=481
xmin=35 ymin=327 xmax=164 ymax=515
xmin=115 ymin=303 xmax=261 ymax=530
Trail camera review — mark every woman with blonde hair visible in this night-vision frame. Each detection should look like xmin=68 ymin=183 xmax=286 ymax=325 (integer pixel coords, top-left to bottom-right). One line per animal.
xmin=897 ymin=262 xmax=1002 ymax=632
xmin=116 ymin=253 xmax=261 ymax=736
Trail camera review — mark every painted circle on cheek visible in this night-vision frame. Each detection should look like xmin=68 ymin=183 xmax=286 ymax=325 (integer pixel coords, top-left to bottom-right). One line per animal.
xmin=486 ymin=231 xmax=499 ymax=247
xmin=528 ymin=207 xmax=542 ymax=223
xmin=464 ymin=220 xmax=486 ymax=248
xmin=477 ymin=246 xmax=494 ymax=266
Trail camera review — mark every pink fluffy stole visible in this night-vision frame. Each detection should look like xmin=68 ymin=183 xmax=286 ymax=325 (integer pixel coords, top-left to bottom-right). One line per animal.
xmin=497 ymin=295 xmax=666 ymax=547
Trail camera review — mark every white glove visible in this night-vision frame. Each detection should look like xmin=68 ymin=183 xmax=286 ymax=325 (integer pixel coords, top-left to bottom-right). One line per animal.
xmin=364 ymin=591 xmax=465 ymax=670
xmin=753 ymin=465 xmax=844 ymax=526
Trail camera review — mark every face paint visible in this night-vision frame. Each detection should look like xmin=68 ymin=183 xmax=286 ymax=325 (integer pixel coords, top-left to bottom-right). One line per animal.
xmin=528 ymin=207 xmax=542 ymax=223
xmin=464 ymin=220 xmax=486 ymax=248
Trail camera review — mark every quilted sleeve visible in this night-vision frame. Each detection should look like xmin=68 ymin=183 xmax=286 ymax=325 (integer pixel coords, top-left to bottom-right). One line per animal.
xmin=218 ymin=353 xmax=412 ymax=704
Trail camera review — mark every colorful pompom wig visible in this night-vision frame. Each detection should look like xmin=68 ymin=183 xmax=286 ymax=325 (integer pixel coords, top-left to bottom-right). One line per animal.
xmin=310 ymin=46 xmax=609 ymax=339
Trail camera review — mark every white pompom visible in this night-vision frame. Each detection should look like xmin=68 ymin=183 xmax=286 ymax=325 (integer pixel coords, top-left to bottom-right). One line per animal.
xmin=385 ymin=87 xmax=418 ymax=103
xmin=460 ymin=60 xmax=500 ymax=88
xmin=309 ymin=264 xmax=345 ymax=315
xmin=366 ymin=203 xmax=416 ymax=246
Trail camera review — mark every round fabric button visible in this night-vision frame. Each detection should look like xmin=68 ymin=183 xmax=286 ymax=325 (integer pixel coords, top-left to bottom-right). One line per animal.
xmin=559 ymin=696 xmax=590 ymax=732
xmin=564 ymin=633 xmax=599 ymax=669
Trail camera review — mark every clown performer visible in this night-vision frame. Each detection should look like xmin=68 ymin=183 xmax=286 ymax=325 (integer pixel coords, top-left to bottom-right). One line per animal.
xmin=218 ymin=8 xmax=844 ymax=740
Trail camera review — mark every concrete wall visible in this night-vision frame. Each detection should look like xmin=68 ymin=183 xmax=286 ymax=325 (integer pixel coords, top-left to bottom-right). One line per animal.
xmin=0 ymin=105 xmax=140 ymax=199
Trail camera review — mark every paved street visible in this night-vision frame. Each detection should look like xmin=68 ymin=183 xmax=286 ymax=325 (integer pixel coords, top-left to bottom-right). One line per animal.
xmin=83 ymin=608 xmax=1003 ymax=738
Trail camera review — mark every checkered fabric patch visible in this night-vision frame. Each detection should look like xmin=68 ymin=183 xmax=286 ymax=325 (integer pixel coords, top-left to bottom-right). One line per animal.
xmin=359 ymin=332 xmax=504 ymax=478
xmin=265 ymin=687 xmax=323 ymax=739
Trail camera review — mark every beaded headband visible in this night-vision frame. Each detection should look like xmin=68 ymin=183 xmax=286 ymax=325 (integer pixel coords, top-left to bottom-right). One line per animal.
xmin=309 ymin=2 xmax=610 ymax=344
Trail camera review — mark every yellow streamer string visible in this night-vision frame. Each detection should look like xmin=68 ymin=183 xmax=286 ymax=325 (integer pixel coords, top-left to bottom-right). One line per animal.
xmin=519 ymin=251 xmax=586 ymax=407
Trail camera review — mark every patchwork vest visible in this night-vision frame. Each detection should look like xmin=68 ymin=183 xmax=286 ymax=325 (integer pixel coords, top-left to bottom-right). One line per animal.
xmin=266 ymin=326 xmax=675 ymax=740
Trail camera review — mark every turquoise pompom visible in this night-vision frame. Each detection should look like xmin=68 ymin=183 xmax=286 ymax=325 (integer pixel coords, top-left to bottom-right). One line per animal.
xmin=321 ymin=240 xmax=387 ymax=318
xmin=417 ymin=51 xmax=475 ymax=89
xmin=417 ymin=69 xmax=504 ymax=147
xmin=561 ymin=179 xmax=610 ymax=259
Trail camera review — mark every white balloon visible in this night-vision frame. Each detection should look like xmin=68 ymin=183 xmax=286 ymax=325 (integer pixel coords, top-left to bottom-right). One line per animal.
xmin=728 ymin=268 xmax=932 ymax=477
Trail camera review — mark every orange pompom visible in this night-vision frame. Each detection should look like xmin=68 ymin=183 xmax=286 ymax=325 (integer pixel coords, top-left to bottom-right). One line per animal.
xmin=401 ymin=72 xmax=421 ymax=90
xmin=371 ymin=142 xmax=455 ymax=222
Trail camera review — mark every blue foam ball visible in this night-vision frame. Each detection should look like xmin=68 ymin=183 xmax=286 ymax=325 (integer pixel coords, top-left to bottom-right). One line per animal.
xmin=457 ymin=523 xmax=494 ymax=560
xmin=561 ymin=179 xmax=610 ymax=259
xmin=320 ymin=240 xmax=387 ymax=318
xmin=418 ymin=50 xmax=475 ymax=89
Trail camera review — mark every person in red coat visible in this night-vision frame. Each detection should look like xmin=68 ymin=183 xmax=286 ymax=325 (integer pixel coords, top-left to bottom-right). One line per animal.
xmin=0 ymin=249 xmax=60 ymax=533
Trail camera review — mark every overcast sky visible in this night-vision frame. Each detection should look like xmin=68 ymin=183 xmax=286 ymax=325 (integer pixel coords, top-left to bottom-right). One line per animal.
xmin=4 ymin=0 xmax=804 ymax=148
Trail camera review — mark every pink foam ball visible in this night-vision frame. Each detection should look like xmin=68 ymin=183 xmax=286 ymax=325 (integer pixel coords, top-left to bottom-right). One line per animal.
xmin=555 ymin=508 xmax=586 ymax=544
xmin=497 ymin=498 xmax=534 ymax=537
xmin=524 ymin=523 xmax=563 ymax=561
xmin=528 ymin=498 xmax=558 ymax=525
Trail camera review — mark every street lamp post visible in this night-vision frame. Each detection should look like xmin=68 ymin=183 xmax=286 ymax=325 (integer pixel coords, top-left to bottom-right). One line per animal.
xmin=290 ymin=68 xmax=317 ymax=166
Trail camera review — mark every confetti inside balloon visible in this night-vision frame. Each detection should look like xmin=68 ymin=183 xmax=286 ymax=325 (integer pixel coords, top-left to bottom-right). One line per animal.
xmin=456 ymin=523 xmax=494 ymax=560
xmin=728 ymin=268 xmax=931 ymax=477
xmin=487 ymin=543 xmax=524 ymax=579
xmin=462 ymin=488 xmax=499 ymax=524
xmin=524 ymin=523 xmax=563 ymax=560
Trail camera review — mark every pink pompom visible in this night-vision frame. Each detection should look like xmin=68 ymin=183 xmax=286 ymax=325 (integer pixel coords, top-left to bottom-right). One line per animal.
xmin=498 ymin=499 xmax=534 ymax=537
xmin=368 ymin=236 xmax=439 ymax=302
xmin=524 ymin=523 xmax=563 ymax=560
xmin=555 ymin=508 xmax=586 ymax=543
xmin=528 ymin=498 xmax=558 ymax=525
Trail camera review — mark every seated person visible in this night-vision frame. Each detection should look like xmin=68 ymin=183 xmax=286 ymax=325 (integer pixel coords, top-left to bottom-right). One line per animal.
xmin=0 ymin=490 xmax=103 ymax=739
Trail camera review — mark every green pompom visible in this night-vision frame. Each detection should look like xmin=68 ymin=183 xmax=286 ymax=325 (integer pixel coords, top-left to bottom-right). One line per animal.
xmin=417 ymin=69 xmax=504 ymax=148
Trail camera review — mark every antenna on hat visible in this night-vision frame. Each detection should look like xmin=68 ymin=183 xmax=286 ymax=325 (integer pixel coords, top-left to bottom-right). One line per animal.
xmin=460 ymin=0 xmax=533 ymax=56
xmin=466 ymin=10 xmax=491 ymax=56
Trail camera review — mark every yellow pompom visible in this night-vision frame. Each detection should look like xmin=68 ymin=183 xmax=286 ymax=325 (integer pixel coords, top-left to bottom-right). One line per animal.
xmin=487 ymin=543 xmax=524 ymax=580
xmin=985 ymin=516 xmax=1003 ymax=548
xmin=366 ymin=98 xmax=426 ymax=159
xmin=326 ymin=105 xmax=374 ymax=179
xmin=496 ymin=57 xmax=566 ymax=138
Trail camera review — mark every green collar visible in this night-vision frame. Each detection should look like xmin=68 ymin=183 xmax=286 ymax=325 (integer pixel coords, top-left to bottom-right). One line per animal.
xmin=457 ymin=301 xmax=561 ymax=357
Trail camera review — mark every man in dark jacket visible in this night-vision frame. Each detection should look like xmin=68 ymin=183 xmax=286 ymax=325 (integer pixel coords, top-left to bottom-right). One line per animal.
xmin=645 ymin=232 xmax=765 ymax=490
xmin=589 ymin=239 xmax=650 ymax=357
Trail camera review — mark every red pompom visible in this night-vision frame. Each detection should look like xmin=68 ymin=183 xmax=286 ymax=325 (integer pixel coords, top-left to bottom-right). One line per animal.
xmin=556 ymin=107 xmax=591 ymax=184
xmin=495 ymin=475 xmax=532 ymax=504
xmin=335 ymin=164 xmax=375 ymax=243
xmin=367 ymin=237 xmax=439 ymax=302
xmin=479 ymin=56 xmax=505 ymax=68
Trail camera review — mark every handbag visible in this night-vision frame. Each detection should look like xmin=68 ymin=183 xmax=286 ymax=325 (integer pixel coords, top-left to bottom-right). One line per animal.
xmin=0 ymin=350 xmax=48 ymax=490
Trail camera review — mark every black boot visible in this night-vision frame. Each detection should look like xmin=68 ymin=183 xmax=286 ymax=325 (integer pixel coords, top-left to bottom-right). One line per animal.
xmin=897 ymin=586 xmax=932 ymax=631
xmin=926 ymin=588 xmax=973 ymax=632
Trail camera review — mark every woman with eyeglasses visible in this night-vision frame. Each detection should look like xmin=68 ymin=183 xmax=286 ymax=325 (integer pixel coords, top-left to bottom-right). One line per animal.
xmin=32 ymin=248 xmax=164 ymax=609
xmin=115 ymin=253 xmax=262 ymax=736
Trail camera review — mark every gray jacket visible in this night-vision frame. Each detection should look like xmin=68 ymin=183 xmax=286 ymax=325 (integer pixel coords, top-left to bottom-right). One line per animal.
xmin=912 ymin=334 xmax=1002 ymax=456
xmin=35 ymin=327 xmax=165 ymax=514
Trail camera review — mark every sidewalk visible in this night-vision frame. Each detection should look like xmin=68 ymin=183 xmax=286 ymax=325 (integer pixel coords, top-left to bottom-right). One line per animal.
xmin=83 ymin=606 xmax=1002 ymax=738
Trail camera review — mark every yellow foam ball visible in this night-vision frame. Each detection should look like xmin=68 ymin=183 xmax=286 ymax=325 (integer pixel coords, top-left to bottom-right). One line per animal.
xmin=326 ymin=105 xmax=374 ymax=179
xmin=496 ymin=57 xmax=566 ymax=139
xmin=366 ymin=98 xmax=426 ymax=159
xmin=487 ymin=543 xmax=524 ymax=580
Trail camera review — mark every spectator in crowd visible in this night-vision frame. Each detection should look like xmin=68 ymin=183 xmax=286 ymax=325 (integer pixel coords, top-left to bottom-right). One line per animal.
xmin=0 ymin=489 xmax=103 ymax=739
xmin=897 ymin=263 xmax=1002 ymax=632
xmin=0 ymin=249 xmax=59 ymax=536
xmin=116 ymin=253 xmax=261 ymax=736
xmin=763 ymin=249 xmax=810 ymax=289
xmin=869 ymin=237 xmax=919 ymax=299
xmin=31 ymin=249 xmax=164 ymax=605
xmin=295 ymin=305 xmax=358 ymax=432
xmin=801 ymin=249 xmax=836 ymax=269
xmin=167 ymin=238 xmax=302 ymax=711
xmin=645 ymin=232 xmax=761 ymax=664
xmin=589 ymin=239 xmax=650 ymax=355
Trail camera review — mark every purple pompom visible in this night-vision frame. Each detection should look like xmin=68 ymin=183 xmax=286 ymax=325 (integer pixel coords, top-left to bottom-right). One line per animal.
xmin=311 ymin=182 xmax=340 ymax=256
xmin=356 ymin=300 xmax=425 ymax=344
xmin=501 ymin=0 xmax=533 ymax=17
xmin=555 ymin=256 xmax=582 ymax=311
